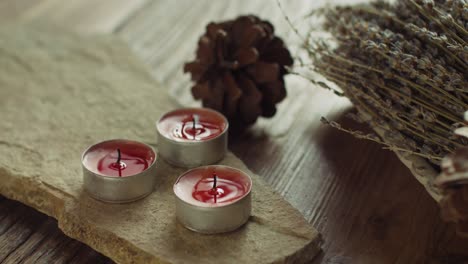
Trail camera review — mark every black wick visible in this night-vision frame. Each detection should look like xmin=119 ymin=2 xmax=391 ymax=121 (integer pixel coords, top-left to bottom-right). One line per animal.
xmin=116 ymin=148 xmax=121 ymax=164
xmin=193 ymin=114 xmax=200 ymax=129
xmin=212 ymin=172 xmax=217 ymax=189
xmin=193 ymin=114 xmax=199 ymax=140
xmin=193 ymin=115 xmax=196 ymax=131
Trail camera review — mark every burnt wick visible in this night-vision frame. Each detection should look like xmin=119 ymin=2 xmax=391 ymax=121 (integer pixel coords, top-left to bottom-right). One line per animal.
xmin=212 ymin=172 xmax=217 ymax=190
xmin=116 ymin=148 xmax=121 ymax=165
xmin=193 ymin=114 xmax=200 ymax=129
xmin=192 ymin=114 xmax=200 ymax=140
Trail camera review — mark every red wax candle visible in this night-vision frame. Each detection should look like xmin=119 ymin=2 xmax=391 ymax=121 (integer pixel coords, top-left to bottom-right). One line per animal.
xmin=157 ymin=108 xmax=228 ymax=142
xmin=174 ymin=166 xmax=252 ymax=207
xmin=82 ymin=139 xmax=156 ymax=177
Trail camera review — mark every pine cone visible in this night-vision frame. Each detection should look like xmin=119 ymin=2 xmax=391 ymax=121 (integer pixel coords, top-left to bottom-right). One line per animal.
xmin=435 ymin=112 xmax=468 ymax=237
xmin=184 ymin=15 xmax=293 ymax=127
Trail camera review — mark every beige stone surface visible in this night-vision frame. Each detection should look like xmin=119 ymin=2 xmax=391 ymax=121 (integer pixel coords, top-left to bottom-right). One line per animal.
xmin=0 ymin=24 xmax=321 ymax=264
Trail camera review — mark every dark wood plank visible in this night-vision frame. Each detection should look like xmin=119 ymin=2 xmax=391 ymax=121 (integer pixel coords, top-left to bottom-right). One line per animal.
xmin=67 ymin=245 xmax=113 ymax=264
xmin=0 ymin=200 xmax=46 ymax=262
xmin=229 ymin=114 xmax=468 ymax=263
xmin=0 ymin=202 xmax=32 ymax=236
xmin=3 ymin=219 xmax=63 ymax=264
xmin=20 ymin=227 xmax=80 ymax=264
xmin=0 ymin=198 xmax=113 ymax=264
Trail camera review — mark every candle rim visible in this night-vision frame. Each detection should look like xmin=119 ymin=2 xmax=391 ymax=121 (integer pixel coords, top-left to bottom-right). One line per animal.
xmin=81 ymin=138 xmax=157 ymax=178
xmin=156 ymin=107 xmax=229 ymax=144
xmin=173 ymin=165 xmax=252 ymax=208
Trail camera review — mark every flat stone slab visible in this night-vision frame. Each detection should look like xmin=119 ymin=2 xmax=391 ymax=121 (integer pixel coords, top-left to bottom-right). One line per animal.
xmin=0 ymin=24 xmax=321 ymax=264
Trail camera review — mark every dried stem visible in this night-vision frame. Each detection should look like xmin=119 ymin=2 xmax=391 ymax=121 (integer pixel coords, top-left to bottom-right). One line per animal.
xmin=320 ymin=117 xmax=443 ymax=161
xmin=293 ymin=0 xmax=468 ymax=166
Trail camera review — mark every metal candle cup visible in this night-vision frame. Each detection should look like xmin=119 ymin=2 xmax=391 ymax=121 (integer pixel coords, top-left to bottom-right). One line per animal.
xmin=81 ymin=139 xmax=158 ymax=203
xmin=156 ymin=108 xmax=228 ymax=168
xmin=173 ymin=165 xmax=252 ymax=234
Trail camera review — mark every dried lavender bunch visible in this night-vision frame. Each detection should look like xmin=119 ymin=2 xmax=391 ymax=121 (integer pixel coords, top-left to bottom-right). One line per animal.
xmin=304 ymin=0 xmax=468 ymax=165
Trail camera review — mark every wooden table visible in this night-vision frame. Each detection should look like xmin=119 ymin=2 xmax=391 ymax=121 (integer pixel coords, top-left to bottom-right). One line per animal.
xmin=1 ymin=0 xmax=468 ymax=263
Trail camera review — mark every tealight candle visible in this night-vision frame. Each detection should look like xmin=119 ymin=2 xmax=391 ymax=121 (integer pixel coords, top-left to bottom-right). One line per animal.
xmin=156 ymin=108 xmax=228 ymax=168
xmin=81 ymin=139 xmax=158 ymax=203
xmin=173 ymin=165 xmax=252 ymax=234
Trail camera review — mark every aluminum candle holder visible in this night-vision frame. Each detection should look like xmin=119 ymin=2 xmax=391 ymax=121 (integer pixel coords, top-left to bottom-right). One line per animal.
xmin=173 ymin=165 xmax=252 ymax=234
xmin=81 ymin=139 xmax=158 ymax=203
xmin=156 ymin=108 xmax=228 ymax=168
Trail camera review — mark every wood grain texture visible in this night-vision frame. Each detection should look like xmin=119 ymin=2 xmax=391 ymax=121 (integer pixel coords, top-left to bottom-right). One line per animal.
xmin=1 ymin=0 xmax=468 ymax=263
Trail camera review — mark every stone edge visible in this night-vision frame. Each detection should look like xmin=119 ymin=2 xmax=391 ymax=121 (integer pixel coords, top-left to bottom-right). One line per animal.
xmin=0 ymin=168 xmax=322 ymax=264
